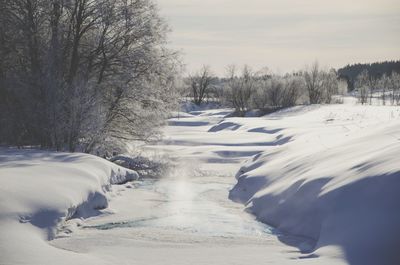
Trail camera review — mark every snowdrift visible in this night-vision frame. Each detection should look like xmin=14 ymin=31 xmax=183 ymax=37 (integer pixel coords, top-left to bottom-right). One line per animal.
xmin=229 ymin=104 xmax=400 ymax=265
xmin=0 ymin=149 xmax=138 ymax=264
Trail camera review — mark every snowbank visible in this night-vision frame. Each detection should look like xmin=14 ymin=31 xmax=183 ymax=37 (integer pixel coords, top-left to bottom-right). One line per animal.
xmin=229 ymin=104 xmax=400 ymax=264
xmin=0 ymin=149 xmax=138 ymax=265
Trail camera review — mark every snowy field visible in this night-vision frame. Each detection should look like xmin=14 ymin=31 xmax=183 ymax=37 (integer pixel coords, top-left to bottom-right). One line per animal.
xmin=1 ymin=99 xmax=400 ymax=264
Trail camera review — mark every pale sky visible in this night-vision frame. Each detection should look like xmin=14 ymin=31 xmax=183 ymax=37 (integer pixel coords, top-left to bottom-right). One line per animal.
xmin=157 ymin=0 xmax=400 ymax=76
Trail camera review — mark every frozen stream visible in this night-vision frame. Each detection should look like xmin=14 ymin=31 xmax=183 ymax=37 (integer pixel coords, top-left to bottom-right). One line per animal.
xmin=50 ymin=110 xmax=310 ymax=264
xmin=51 ymin=166 xmax=297 ymax=264
xmin=84 ymin=175 xmax=273 ymax=239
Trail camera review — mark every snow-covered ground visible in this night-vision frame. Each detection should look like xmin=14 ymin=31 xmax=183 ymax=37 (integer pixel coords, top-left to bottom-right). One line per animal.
xmin=1 ymin=99 xmax=399 ymax=265
xmin=0 ymin=150 xmax=138 ymax=265
xmin=228 ymin=102 xmax=400 ymax=265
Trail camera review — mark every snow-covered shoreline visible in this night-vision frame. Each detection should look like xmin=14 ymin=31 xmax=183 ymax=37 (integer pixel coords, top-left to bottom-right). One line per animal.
xmin=0 ymin=149 xmax=138 ymax=264
xmin=228 ymin=104 xmax=400 ymax=264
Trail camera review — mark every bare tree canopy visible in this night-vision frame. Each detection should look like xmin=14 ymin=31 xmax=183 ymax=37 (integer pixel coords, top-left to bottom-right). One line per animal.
xmin=223 ymin=65 xmax=255 ymax=116
xmin=188 ymin=66 xmax=214 ymax=105
xmin=303 ymin=62 xmax=339 ymax=104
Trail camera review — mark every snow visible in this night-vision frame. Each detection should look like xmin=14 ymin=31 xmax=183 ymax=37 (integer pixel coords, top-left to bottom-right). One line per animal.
xmin=1 ymin=98 xmax=399 ymax=265
xmin=0 ymin=149 xmax=138 ymax=265
xmin=229 ymin=102 xmax=400 ymax=264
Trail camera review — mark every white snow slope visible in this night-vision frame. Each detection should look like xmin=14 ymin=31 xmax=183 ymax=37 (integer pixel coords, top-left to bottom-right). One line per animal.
xmin=0 ymin=149 xmax=138 ymax=265
xmin=228 ymin=103 xmax=400 ymax=265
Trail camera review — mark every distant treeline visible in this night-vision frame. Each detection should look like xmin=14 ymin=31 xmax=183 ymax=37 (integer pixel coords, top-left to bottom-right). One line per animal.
xmin=338 ymin=61 xmax=400 ymax=90
xmin=186 ymin=63 xmax=344 ymax=116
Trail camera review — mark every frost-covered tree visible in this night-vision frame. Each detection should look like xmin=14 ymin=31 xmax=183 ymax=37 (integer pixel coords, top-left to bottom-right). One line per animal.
xmin=303 ymin=63 xmax=340 ymax=104
xmin=251 ymin=75 xmax=304 ymax=111
xmin=251 ymin=77 xmax=283 ymax=110
xmin=389 ymin=71 xmax=400 ymax=105
xmin=355 ymin=70 xmax=372 ymax=105
xmin=379 ymin=74 xmax=389 ymax=105
xmin=251 ymin=78 xmax=271 ymax=111
xmin=0 ymin=0 xmax=181 ymax=152
xmin=281 ymin=76 xmax=306 ymax=107
xmin=304 ymin=62 xmax=325 ymax=104
xmin=321 ymin=69 xmax=339 ymax=104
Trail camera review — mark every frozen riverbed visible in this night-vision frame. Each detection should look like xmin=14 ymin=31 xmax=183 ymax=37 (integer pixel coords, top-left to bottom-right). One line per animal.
xmin=82 ymin=177 xmax=273 ymax=238
xmin=51 ymin=168 xmax=294 ymax=264
xmin=1 ymin=107 xmax=356 ymax=265
xmin=50 ymin=109 xmax=337 ymax=265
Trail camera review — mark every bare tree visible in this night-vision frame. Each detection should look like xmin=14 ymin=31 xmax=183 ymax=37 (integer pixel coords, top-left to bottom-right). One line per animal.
xmin=188 ymin=66 xmax=214 ymax=105
xmin=304 ymin=62 xmax=340 ymax=104
xmin=368 ymin=76 xmax=378 ymax=105
xmin=355 ymin=70 xmax=370 ymax=105
xmin=251 ymin=79 xmax=270 ymax=111
xmin=281 ymin=76 xmax=305 ymax=107
xmin=321 ymin=69 xmax=339 ymax=104
xmin=267 ymin=77 xmax=284 ymax=107
xmin=251 ymin=75 xmax=304 ymax=111
xmin=224 ymin=65 xmax=255 ymax=116
xmin=389 ymin=71 xmax=400 ymax=105
xmin=379 ymin=74 xmax=389 ymax=105
xmin=304 ymin=62 xmax=325 ymax=104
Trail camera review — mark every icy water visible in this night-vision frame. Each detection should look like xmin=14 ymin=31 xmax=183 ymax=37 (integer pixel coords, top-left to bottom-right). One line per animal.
xmin=83 ymin=176 xmax=274 ymax=238
xmin=51 ymin=168 xmax=286 ymax=265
